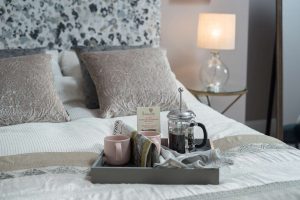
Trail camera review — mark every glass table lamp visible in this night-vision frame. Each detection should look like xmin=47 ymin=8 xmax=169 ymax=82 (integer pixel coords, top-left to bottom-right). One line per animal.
xmin=197 ymin=13 xmax=236 ymax=92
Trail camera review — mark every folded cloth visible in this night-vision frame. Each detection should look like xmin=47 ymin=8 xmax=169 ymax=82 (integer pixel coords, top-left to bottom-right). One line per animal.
xmin=155 ymin=146 xmax=233 ymax=169
xmin=113 ymin=120 xmax=159 ymax=167
xmin=131 ymin=131 xmax=160 ymax=167
xmin=113 ymin=120 xmax=135 ymax=137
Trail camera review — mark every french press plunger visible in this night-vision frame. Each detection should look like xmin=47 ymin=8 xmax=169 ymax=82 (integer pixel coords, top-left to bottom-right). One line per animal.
xmin=167 ymin=88 xmax=208 ymax=153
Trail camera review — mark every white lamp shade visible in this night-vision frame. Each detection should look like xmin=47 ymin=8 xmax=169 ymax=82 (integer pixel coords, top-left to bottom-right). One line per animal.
xmin=197 ymin=13 xmax=236 ymax=50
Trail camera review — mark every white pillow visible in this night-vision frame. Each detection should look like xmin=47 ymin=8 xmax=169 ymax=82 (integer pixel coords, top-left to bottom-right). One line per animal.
xmin=54 ymin=76 xmax=84 ymax=104
xmin=46 ymin=50 xmax=63 ymax=77
xmin=54 ymin=50 xmax=86 ymax=107
xmin=60 ymin=50 xmax=82 ymax=78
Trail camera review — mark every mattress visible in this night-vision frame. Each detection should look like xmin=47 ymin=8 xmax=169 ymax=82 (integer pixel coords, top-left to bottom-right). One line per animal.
xmin=1 ymin=79 xmax=300 ymax=199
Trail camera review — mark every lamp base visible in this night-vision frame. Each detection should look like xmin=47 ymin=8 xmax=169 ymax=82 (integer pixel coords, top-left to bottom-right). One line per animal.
xmin=206 ymin=84 xmax=221 ymax=93
xmin=200 ymin=51 xmax=229 ymax=92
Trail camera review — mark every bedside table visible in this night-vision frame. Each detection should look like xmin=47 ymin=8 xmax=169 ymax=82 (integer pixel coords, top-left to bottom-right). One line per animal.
xmin=187 ymin=85 xmax=247 ymax=114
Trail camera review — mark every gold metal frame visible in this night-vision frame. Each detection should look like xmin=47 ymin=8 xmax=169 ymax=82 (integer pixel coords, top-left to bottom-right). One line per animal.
xmin=188 ymin=88 xmax=248 ymax=114
xmin=276 ymin=0 xmax=283 ymax=140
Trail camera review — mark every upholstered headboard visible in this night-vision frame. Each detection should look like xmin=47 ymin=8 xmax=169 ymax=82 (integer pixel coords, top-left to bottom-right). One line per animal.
xmin=0 ymin=0 xmax=160 ymax=50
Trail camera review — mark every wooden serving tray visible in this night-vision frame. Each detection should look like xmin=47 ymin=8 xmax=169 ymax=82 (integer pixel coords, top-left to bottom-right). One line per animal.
xmin=90 ymin=139 xmax=219 ymax=185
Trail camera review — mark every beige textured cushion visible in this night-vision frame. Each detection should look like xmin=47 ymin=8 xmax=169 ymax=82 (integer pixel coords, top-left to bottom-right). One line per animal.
xmin=0 ymin=54 xmax=70 ymax=126
xmin=80 ymin=48 xmax=184 ymax=118
xmin=73 ymin=45 xmax=150 ymax=109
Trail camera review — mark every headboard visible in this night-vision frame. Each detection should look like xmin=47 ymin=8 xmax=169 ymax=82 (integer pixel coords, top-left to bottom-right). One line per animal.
xmin=0 ymin=0 xmax=160 ymax=50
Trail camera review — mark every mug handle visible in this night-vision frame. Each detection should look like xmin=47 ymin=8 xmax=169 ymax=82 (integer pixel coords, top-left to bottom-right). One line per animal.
xmin=189 ymin=122 xmax=208 ymax=148
xmin=115 ymin=143 xmax=122 ymax=161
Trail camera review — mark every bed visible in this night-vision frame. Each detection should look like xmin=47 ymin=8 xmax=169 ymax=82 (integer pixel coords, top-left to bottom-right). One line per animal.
xmin=1 ymin=1 xmax=300 ymax=200
xmin=1 ymin=72 xmax=300 ymax=199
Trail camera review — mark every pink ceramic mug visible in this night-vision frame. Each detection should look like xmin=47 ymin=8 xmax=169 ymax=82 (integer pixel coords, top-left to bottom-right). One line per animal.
xmin=104 ymin=135 xmax=131 ymax=166
xmin=140 ymin=131 xmax=161 ymax=153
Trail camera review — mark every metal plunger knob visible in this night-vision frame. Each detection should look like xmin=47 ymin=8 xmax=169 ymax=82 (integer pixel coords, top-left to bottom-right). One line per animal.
xmin=178 ymin=87 xmax=184 ymax=112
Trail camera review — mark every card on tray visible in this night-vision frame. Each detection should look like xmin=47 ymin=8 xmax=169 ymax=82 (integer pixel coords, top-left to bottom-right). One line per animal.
xmin=137 ymin=107 xmax=160 ymax=132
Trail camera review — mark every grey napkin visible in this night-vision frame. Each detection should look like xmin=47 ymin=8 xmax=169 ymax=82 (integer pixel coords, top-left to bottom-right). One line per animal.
xmin=155 ymin=146 xmax=234 ymax=169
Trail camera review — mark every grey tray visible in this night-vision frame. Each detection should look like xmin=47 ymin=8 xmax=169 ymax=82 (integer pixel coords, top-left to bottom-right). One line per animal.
xmin=90 ymin=139 xmax=219 ymax=185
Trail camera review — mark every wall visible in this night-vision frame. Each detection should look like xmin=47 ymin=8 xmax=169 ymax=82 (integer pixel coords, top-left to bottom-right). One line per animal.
xmin=283 ymin=0 xmax=300 ymax=125
xmin=245 ymin=0 xmax=276 ymax=133
xmin=246 ymin=0 xmax=300 ymax=132
xmin=160 ymin=0 xmax=249 ymax=123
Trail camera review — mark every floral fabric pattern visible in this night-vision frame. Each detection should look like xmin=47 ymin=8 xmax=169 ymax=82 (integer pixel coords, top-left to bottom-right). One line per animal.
xmin=0 ymin=0 xmax=160 ymax=50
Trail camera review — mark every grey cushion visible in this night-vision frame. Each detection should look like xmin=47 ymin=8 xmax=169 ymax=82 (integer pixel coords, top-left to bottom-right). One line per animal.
xmin=80 ymin=48 xmax=184 ymax=118
xmin=74 ymin=45 xmax=149 ymax=109
xmin=0 ymin=48 xmax=46 ymax=59
xmin=0 ymin=54 xmax=70 ymax=126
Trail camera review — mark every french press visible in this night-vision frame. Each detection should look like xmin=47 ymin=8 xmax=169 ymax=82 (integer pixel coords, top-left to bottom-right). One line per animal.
xmin=167 ymin=88 xmax=208 ymax=153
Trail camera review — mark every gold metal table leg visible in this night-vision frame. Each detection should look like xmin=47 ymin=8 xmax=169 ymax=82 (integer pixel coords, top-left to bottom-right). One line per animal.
xmin=221 ymin=94 xmax=244 ymax=114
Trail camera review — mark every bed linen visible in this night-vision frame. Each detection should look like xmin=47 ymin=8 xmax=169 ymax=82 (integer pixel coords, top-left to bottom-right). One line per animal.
xmin=1 ymin=78 xmax=300 ymax=199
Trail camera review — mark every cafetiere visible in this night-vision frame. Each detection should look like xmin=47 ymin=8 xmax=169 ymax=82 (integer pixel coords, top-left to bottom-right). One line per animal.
xmin=167 ymin=88 xmax=208 ymax=153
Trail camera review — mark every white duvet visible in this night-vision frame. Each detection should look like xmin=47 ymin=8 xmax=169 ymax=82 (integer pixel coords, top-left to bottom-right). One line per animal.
xmin=1 ymin=83 xmax=300 ymax=200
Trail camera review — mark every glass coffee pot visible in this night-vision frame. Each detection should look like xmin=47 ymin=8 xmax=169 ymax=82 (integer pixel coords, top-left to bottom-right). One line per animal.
xmin=167 ymin=88 xmax=208 ymax=153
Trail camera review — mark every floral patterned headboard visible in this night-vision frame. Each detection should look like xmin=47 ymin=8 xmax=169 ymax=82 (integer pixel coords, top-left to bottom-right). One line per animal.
xmin=0 ymin=0 xmax=160 ymax=50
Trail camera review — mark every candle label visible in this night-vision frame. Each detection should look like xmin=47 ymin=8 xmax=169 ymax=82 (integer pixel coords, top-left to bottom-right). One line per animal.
xmin=137 ymin=107 xmax=160 ymax=132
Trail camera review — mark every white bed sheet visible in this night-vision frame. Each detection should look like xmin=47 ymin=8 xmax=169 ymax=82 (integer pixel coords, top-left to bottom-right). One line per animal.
xmin=2 ymin=79 xmax=300 ymax=199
